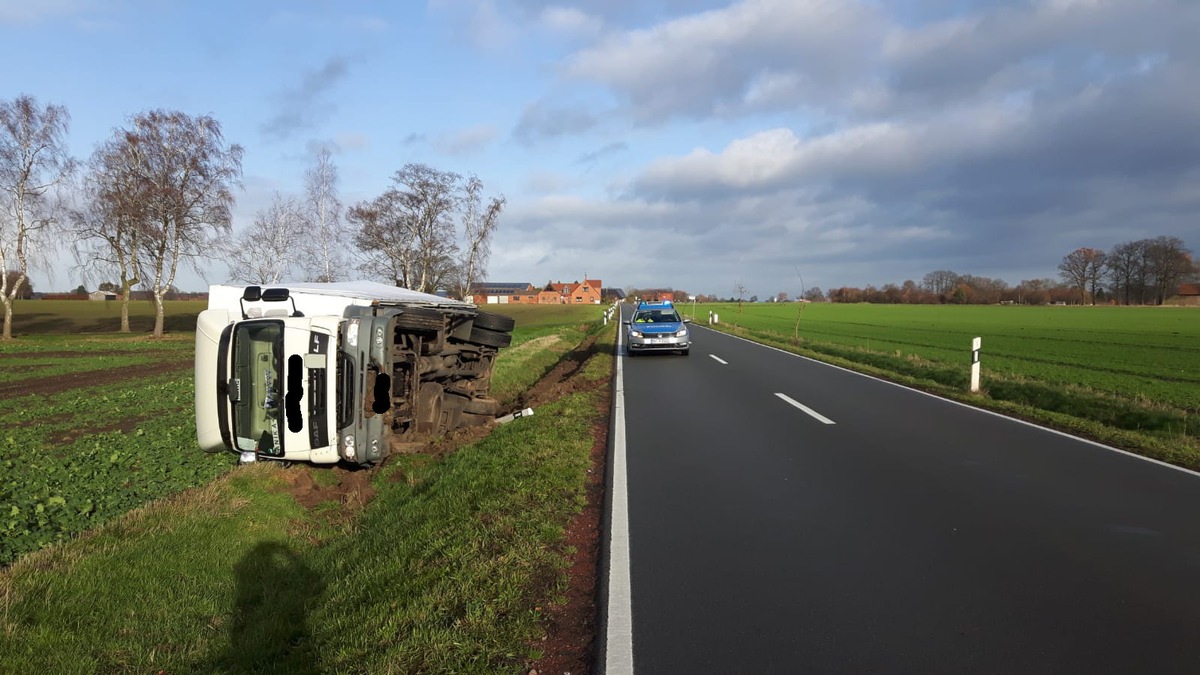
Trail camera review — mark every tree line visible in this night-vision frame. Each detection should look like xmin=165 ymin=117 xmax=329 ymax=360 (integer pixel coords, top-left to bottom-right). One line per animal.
xmin=0 ymin=94 xmax=503 ymax=340
xmin=786 ymin=238 xmax=1194 ymax=306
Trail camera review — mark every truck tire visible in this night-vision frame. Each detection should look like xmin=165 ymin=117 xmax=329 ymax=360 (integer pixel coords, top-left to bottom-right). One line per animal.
xmin=472 ymin=310 xmax=515 ymax=332
xmin=468 ymin=325 xmax=512 ymax=348
xmin=463 ymin=396 xmax=499 ymax=416
xmin=394 ymin=307 xmax=445 ymax=332
xmin=460 ymin=412 xmax=492 ymax=427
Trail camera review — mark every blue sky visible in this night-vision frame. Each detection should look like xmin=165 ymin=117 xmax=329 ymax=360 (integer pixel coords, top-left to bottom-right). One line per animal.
xmin=3 ymin=0 xmax=1198 ymax=298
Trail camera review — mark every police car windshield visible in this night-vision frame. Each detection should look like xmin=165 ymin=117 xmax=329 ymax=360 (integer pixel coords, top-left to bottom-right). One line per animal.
xmin=634 ymin=309 xmax=681 ymax=323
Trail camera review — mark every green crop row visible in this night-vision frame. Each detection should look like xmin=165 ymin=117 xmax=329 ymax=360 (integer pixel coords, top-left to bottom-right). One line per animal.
xmin=706 ymin=302 xmax=1200 ymax=411
xmin=0 ymin=366 xmax=234 ymax=565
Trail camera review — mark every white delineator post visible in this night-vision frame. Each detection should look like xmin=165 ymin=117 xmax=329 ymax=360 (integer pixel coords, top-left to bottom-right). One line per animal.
xmin=970 ymin=336 xmax=982 ymax=393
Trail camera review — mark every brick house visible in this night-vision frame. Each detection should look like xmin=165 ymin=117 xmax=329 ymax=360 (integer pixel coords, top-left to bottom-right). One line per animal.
xmin=467 ymin=282 xmax=538 ymax=304
xmin=470 ymin=277 xmax=606 ymax=304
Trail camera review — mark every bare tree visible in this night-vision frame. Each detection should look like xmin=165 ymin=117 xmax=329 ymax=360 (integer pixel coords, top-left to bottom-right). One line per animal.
xmin=921 ymin=270 xmax=960 ymax=298
xmin=1105 ymin=240 xmax=1140 ymax=305
xmin=349 ymin=192 xmax=412 ymax=287
xmin=733 ymin=280 xmax=747 ymax=327
xmin=225 ymin=191 xmax=304 ymax=284
xmin=350 ymin=163 xmax=460 ymax=294
xmin=71 ymin=129 xmax=151 ymax=332
xmin=0 ymin=95 xmax=75 ymax=339
xmin=1145 ymin=235 xmax=1193 ymax=305
xmin=1058 ymin=247 xmax=1106 ymax=305
xmin=121 ymin=110 xmax=243 ymax=337
xmin=2 ymin=271 xmax=32 ymax=298
xmin=453 ymin=174 xmax=505 ymax=299
xmin=301 ymin=147 xmax=345 ymax=282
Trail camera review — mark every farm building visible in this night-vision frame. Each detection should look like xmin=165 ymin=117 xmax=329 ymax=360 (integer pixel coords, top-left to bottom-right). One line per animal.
xmin=468 ymin=278 xmax=605 ymax=305
xmin=1174 ymin=283 xmax=1200 ymax=306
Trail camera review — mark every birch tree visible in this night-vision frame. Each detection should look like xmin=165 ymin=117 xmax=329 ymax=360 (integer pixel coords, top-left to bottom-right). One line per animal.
xmin=350 ymin=164 xmax=460 ymax=294
xmin=453 ymin=174 xmax=505 ymax=299
xmin=225 ymin=191 xmax=304 ymax=284
xmin=71 ymin=129 xmax=149 ymax=333
xmin=301 ymin=147 xmax=345 ymax=282
xmin=121 ymin=110 xmax=243 ymax=337
xmin=0 ymin=95 xmax=75 ymax=339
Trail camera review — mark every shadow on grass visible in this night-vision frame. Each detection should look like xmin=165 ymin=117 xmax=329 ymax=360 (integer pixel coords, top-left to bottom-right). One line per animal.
xmin=206 ymin=541 xmax=325 ymax=674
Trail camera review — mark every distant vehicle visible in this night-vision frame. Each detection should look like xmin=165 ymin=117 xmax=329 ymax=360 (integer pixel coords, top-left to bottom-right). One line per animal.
xmin=623 ymin=299 xmax=691 ymax=357
xmin=195 ymin=281 xmax=514 ymax=466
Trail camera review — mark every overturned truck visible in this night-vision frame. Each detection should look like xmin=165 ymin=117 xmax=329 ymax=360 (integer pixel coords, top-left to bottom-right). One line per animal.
xmin=195 ymin=281 xmax=514 ymax=466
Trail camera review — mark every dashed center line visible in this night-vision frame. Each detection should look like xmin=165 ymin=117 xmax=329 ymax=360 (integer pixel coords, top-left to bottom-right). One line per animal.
xmin=709 ymin=355 xmax=728 ymax=364
xmin=775 ymin=392 xmax=836 ymax=425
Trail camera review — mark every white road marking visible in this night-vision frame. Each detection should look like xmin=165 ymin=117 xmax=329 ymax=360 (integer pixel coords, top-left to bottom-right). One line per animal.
xmin=709 ymin=354 xmax=728 ymax=365
xmin=607 ymin=311 xmax=635 ymax=674
xmin=775 ymin=392 xmax=836 ymax=425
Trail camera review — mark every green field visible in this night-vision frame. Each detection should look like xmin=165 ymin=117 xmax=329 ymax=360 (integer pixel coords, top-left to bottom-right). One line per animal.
xmin=1 ymin=298 xmax=612 ymax=672
xmin=698 ymin=302 xmax=1200 ymax=466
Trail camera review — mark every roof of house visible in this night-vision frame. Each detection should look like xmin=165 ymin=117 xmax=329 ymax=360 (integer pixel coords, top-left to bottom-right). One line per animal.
xmin=1178 ymin=283 xmax=1200 ymax=296
xmin=469 ymin=282 xmax=532 ymax=293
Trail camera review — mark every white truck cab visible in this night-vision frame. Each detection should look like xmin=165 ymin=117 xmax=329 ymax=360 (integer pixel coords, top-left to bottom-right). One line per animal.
xmin=195 ymin=282 xmax=513 ymax=465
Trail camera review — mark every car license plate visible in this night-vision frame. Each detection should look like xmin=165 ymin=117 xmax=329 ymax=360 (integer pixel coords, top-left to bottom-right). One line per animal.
xmin=647 ymin=338 xmax=666 ymax=344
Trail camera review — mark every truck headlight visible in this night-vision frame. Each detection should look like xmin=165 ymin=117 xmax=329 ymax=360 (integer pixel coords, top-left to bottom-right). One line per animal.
xmin=342 ymin=435 xmax=356 ymax=458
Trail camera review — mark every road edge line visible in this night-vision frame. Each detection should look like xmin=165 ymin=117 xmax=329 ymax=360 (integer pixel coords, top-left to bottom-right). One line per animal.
xmin=599 ymin=309 xmax=635 ymax=674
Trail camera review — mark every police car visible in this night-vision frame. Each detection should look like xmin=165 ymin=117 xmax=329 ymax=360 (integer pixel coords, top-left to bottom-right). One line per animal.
xmin=624 ymin=299 xmax=691 ymax=356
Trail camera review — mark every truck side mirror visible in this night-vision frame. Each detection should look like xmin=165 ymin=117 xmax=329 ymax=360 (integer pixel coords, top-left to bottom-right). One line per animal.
xmin=242 ymin=286 xmax=262 ymax=302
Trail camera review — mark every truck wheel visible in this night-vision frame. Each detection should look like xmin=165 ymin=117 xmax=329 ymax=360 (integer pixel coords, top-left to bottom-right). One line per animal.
xmin=449 ymin=317 xmax=474 ymax=341
xmin=394 ymin=307 xmax=446 ymax=332
xmin=463 ymin=396 xmax=499 ymax=416
xmin=468 ymin=325 xmax=512 ymax=348
xmin=416 ymin=382 xmax=444 ymax=434
xmin=472 ymin=310 xmax=515 ymax=332
xmin=460 ymin=412 xmax=492 ymax=427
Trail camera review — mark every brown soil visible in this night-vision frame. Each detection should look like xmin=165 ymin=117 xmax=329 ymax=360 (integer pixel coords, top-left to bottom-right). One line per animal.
xmin=528 ymin=385 xmax=609 ymax=675
xmin=274 ymin=465 xmax=377 ymax=511
xmin=0 ymin=350 xmax=190 ymax=400
xmin=516 ymin=329 xmax=609 ymax=675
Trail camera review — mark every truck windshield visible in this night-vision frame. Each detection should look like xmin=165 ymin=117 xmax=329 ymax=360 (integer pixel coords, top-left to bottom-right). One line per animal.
xmin=231 ymin=320 xmax=284 ymax=455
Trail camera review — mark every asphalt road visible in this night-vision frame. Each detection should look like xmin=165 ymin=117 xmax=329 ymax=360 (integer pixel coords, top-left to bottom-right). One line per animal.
xmin=616 ymin=308 xmax=1200 ymax=674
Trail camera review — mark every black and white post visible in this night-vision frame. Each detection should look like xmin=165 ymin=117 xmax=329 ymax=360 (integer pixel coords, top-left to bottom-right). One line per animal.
xmin=970 ymin=336 xmax=982 ymax=393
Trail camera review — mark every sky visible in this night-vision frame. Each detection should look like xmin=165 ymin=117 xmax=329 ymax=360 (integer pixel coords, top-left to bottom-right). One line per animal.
xmin=3 ymin=0 xmax=1198 ymax=299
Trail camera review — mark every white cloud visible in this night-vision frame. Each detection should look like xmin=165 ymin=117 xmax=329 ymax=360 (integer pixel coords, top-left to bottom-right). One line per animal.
xmin=563 ymin=0 xmax=884 ymax=121
xmin=538 ymin=6 xmax=603 ymax=38
xmin=430 ymin=0 xmax=520 ymax=50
